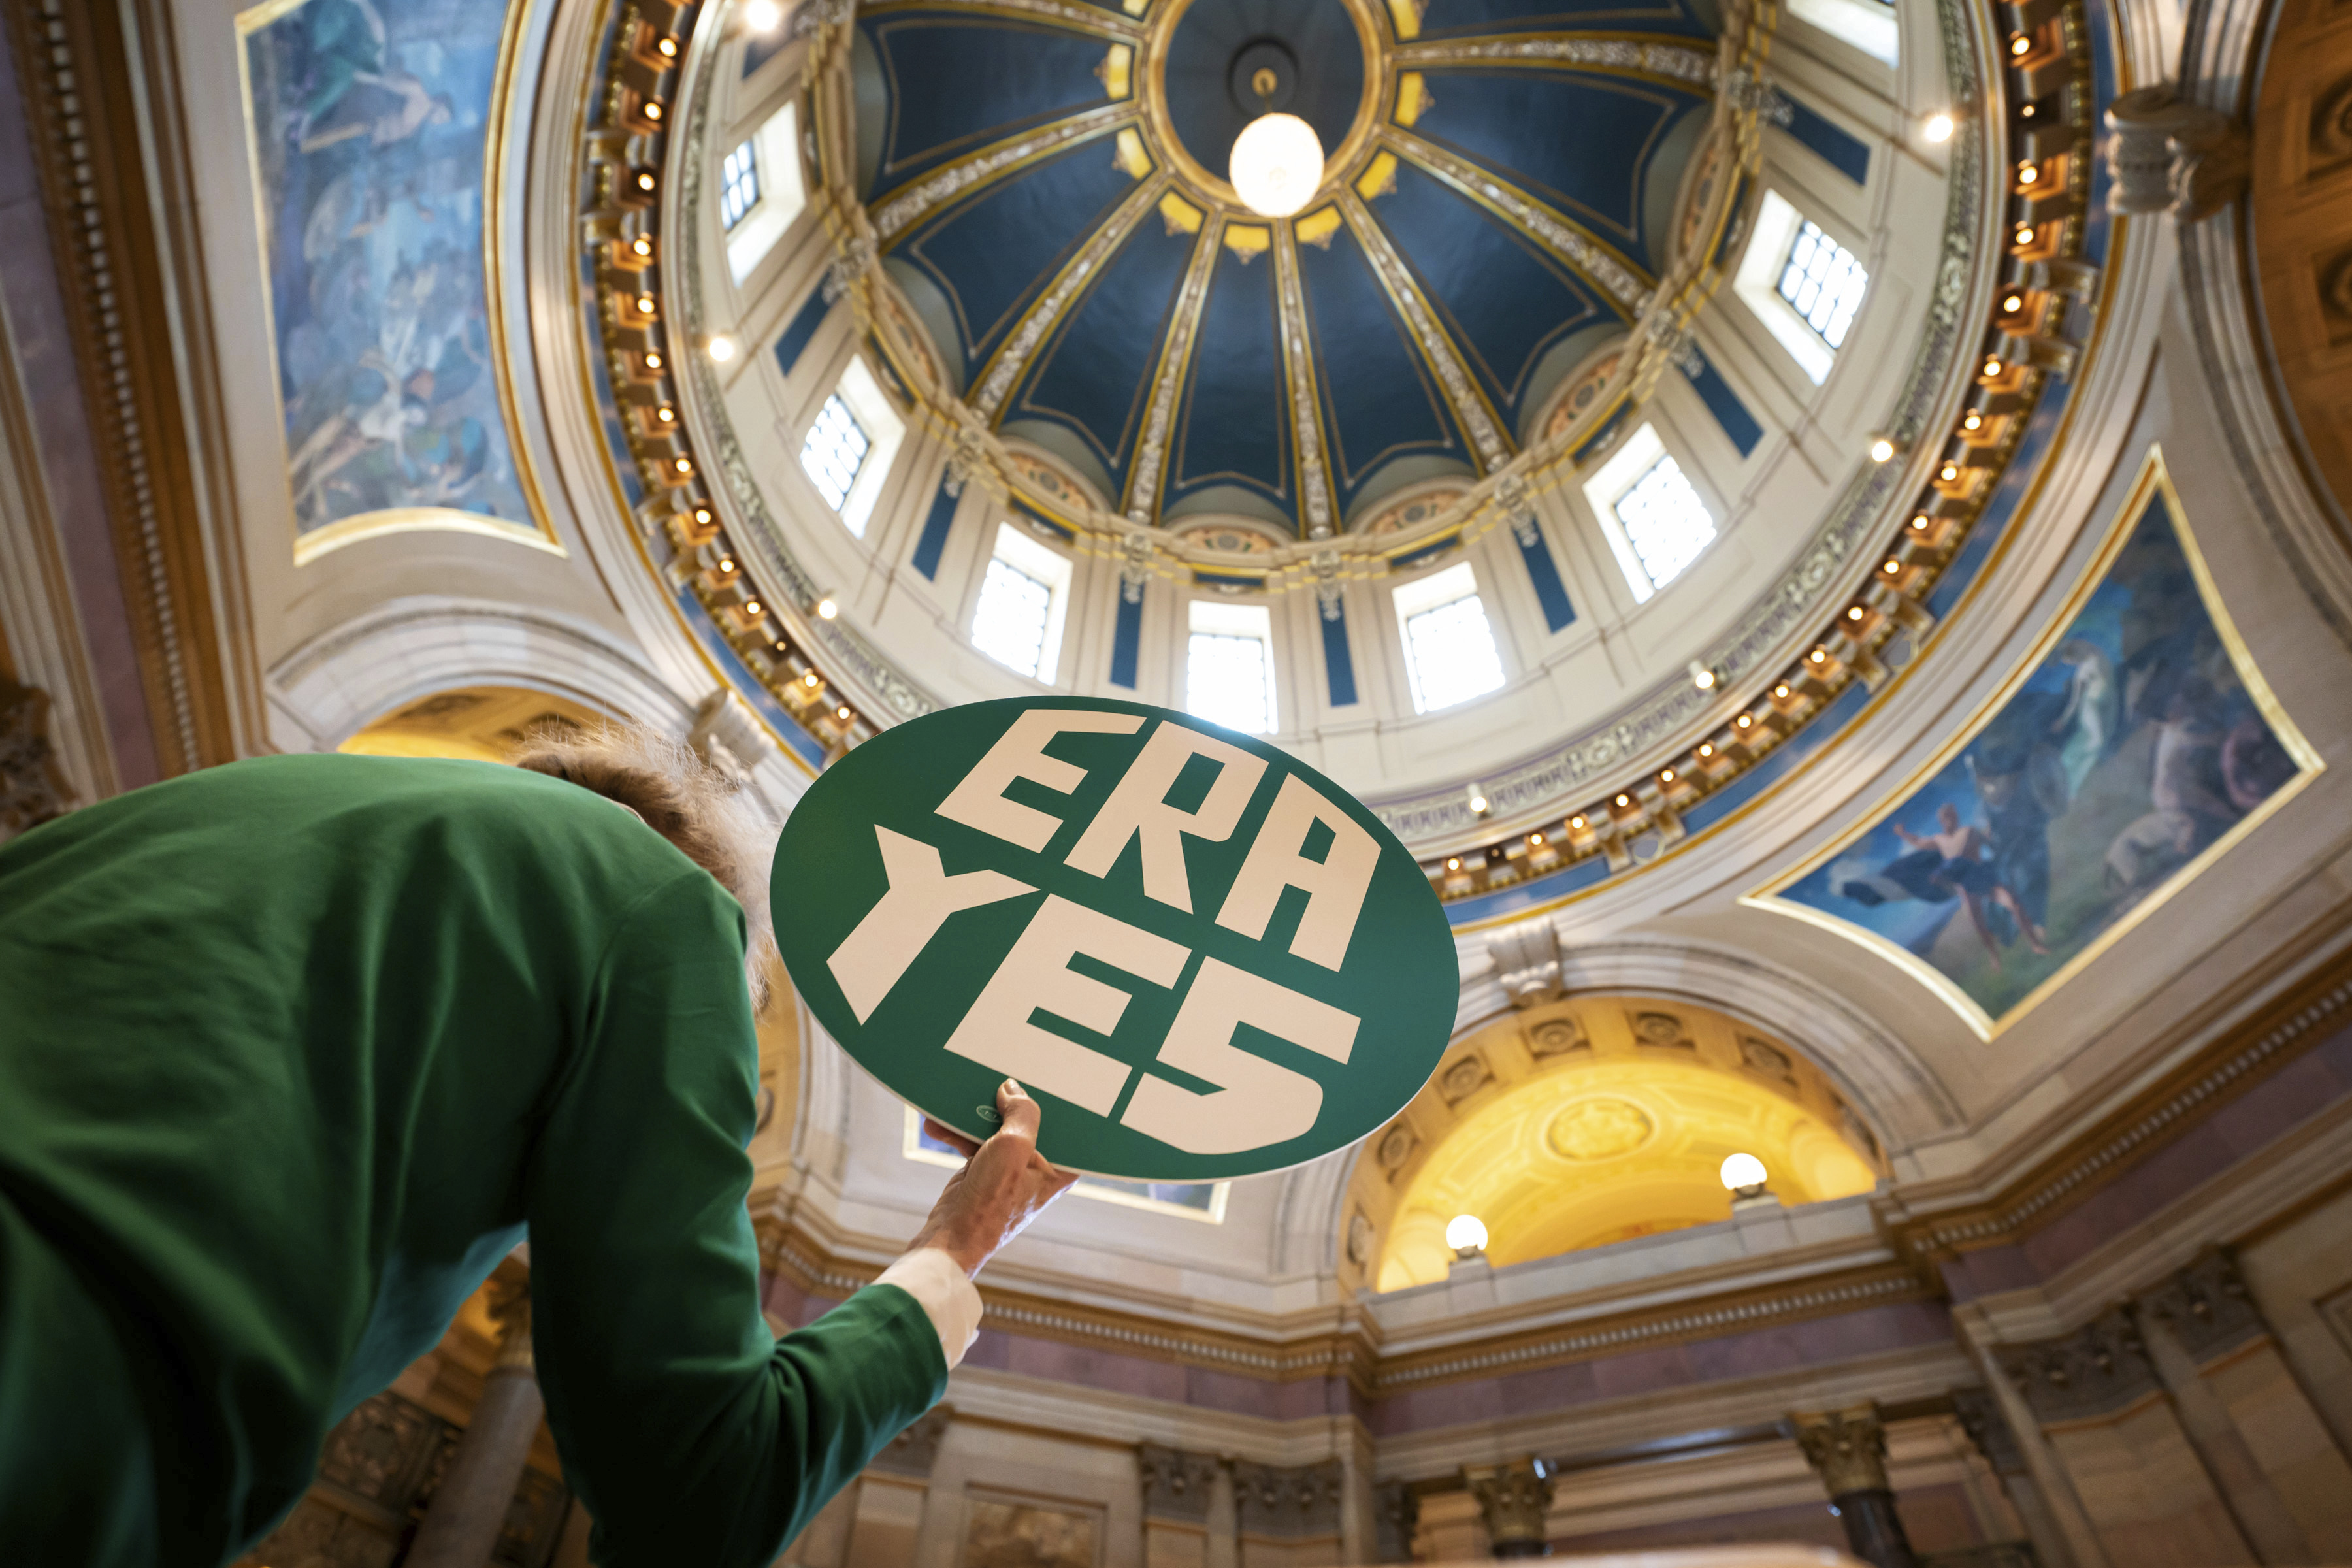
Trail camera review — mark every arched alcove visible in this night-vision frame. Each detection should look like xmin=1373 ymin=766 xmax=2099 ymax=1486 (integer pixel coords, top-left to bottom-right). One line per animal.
xmin=1342 ymin=994 xmax=1885 ymax=1292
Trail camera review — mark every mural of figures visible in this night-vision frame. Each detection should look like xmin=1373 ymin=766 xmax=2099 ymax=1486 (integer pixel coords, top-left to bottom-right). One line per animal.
xmin=239 ymin=0 xmax=540 ymax=553
xmin=1751 ymin=455 xmax=2319 ymax=1035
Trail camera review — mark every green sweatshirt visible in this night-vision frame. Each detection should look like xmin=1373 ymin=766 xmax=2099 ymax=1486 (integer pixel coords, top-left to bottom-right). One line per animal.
xmin=0 ymin=753 xmax=943 ymax=1566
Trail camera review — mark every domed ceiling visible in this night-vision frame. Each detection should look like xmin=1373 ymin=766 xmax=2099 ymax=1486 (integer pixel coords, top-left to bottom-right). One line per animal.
xmin=849 ymin=0 xmax=1720 ymax=537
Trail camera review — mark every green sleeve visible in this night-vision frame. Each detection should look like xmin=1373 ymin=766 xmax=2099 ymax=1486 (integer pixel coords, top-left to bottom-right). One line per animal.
xmin=522 ymin=871 xmax=948 ymax=1568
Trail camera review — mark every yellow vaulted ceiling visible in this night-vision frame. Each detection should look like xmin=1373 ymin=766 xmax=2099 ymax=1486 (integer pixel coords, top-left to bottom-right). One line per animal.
xmin=1348 ymin=997 xmax=1883 ymax=1292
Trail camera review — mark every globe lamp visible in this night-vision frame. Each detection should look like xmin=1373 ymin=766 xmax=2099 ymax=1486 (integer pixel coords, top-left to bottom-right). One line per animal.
xmin=1230 ymin=113 xmax=1324 ymax=218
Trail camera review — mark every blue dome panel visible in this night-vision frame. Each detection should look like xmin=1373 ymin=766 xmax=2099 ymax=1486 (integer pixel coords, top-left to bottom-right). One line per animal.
xmin=1296 ymin=222 xmax=1466 ymax=506
xmin=1169 ymin=246 xmax=1291 ymax=508
xmin=895 ymin=142 xmax=1147 ymax=376
xmin=1371 ymin=161 xmax=1615 ymax=424
xmin=1409 ymin=70 xmax=1705 ymax=272
xmin=1011 ymin=221 xmax=1200 ymax=480
xmin=860 ymin=16 xmax=1119 ymax=199
xmin=1399 ymin=0 xmax=1714 ymax=42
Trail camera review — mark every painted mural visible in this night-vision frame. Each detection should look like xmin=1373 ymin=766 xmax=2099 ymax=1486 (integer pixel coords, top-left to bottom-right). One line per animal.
xmin=1752 ymin=454 xmax=2317 ymax=1035
xmin=239 ymin=0 xmax=540 ymax=555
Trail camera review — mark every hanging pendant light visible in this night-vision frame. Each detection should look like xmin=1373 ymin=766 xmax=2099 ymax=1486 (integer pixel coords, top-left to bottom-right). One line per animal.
xmin=1230 ymin=112 xmax=1324 ymax=217
xmin=1229 ymin=67 xmax=1321 ymax=218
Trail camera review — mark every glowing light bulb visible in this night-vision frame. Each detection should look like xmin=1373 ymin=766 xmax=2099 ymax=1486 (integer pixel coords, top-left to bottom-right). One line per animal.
xmin=817 ymin=596 xmax=840 ymax=619
xmin=1690 ymin=661 xmax=1717 ymax=690
xmin=1923 ymin=112 xmax=1955 ymax=143
xmin=1467 ymin=783 xmax=1489 ymax=815
xmin=708 ymin=335 xmax=738 ymax=363
xmin=837 ymin=706 xmax=853 ymax=721
xmin=743 ymin=0 xmax=784 ymax=29
xmin=1229 ymin=114 xmax=1325 ymax=218
xmin=1699 ymin=743 xmax=1714 ymax=757
xmin=1445 ymin=1213 xmax=1489 ymax=1254
xmin=1445 ymin=857 xmax=1460 ymax=871
xmin=1868 ymin=436 xmax=1896 ymax=463
xmin=1720 ymin=1152 xmax=1768 ymax=1192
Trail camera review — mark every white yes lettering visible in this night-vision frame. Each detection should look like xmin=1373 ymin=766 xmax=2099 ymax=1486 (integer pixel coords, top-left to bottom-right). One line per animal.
xmin=1213 ymin=774 xmax=1380 ymax=970
xmin=1120 ymin=959 xmax=1359 ymax=1154
xmin=941 ymin=895 xmax=1190 ymax=1115
xmin=827 ymin=826 xmax=1034 ymax=1022
xmin=1063 ymin=721 xmax=1267 ymax=912
xmin=935 ymin=708 xmax=1144 ymax=851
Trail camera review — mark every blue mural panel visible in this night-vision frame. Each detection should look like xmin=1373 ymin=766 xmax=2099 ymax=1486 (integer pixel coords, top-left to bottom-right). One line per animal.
xmin=241 ymin=0 xmax=533 ymax=546
xmin=1761 ymin=470 xmax=2316 ymax=1032
xmin=1684 ymin=346 xmax=1762 ymax=457
xmin=1169 ymin=246 xmax=1289 ymax=507
xmin=1321 ymin=602 xmax=1359 ymax=707
xmin=773 ymin=287 xmax=833 ymax=380
xmin=1296 ymin=223 xmax=1463 ymax=507
xmin=897 ymin=140 xmax=1142 ymax=378
xmin=1375 ymin=162 xmax=1612 ymax=426
xmin=911 ymin=480 xmax=959 ymax=580
xmin=1405 ymin=0 xmax=1712 ymax=41
xmin=862 ymin=16 xmax=1115 ymax=197
xmin=1012 ymin=221 xmax=1196 ymax=480
xmin=1516 ymin=527 xmax=1576 ymax=632
xmin=1409 ymin=71 xmax=1705 ymax=272
xmin=1782 ymin=96 xmax=1871 ymax=186
xmin=1110 ymin=586 xmax=1145 ymax=689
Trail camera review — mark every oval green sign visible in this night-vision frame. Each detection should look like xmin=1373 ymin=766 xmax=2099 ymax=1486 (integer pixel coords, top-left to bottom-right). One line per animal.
xmin=771 ymin=698 xmax=1458 ymax=1180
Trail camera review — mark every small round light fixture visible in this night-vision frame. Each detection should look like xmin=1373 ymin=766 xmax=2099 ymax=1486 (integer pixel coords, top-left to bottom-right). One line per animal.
xmin=1720 ymin=1152 xmax=1769 ymax=1198
xmin=1923 ymin=112 xmax=1955 ymax=143
xmin=815 ymin=595 xmax=840 ymax=620
xmin=708 ymin=335 xmax=738 ymax=363
xmin=742 ymin=0 xmax=784 ymax=30
xmin=1445 ymin=1213 xmax=1490 ymax=1257
xmin=1467 ymin=782 xmax=1490 ymax=815
xmin=1689 ymin=660 xmax=1718 ymax=691
xmin=1867 ymin=434 xmax=1897 ymax=464
xmin=1230 ymin=113 xmax=1324 ymax=218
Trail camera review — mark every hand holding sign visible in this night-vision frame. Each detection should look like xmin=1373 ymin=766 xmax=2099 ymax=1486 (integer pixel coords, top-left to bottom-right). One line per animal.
xmin=908 ymin=1079 xmax=1081 ymax=1277
xmin=772 ymin=698 xmax=1456 ymax=1181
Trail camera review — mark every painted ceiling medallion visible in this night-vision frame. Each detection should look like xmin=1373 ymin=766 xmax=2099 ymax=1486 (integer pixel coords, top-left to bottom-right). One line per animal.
xmin=1544 ymin=1097 xmax=1656 ymax=1162
xmin=852 ymin=0 xmax=1717 ymax=537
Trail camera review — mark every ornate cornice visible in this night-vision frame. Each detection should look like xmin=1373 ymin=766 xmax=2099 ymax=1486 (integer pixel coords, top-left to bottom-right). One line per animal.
xmin=3 ymin=0 xmax=238 ymax=777
xmin=1893 ymin=941 xmax=2352 ymax=1264
xmin=1394 ymin=32 xmax=1718 ymax=92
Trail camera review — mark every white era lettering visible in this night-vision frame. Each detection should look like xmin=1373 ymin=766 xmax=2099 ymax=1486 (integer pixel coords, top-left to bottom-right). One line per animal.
xmin=935 ymin=708 xmax=1145 ymax=852
xmin=1212 ymin=774 xmax=1380 ymax=970
xmin=1063 ymin=721 xmax=1267 ymax=913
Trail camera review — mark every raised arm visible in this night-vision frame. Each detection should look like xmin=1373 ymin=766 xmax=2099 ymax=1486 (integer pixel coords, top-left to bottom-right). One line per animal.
xmin=521 ymin=872 xmax=1070 ymax=1568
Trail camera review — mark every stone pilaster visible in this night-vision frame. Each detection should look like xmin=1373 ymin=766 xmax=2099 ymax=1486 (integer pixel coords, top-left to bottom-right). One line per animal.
xmin=1791 ymin=1404 xmax=1919 ymax=1568
xmin=406 ymin=1281 xmax=544 ymax=1568
xmin=1137 ymin=1444 xmax=1219 ymax=1568
xmin=1954 ymin=1386 xmax=2074 ymax=1568
xmin=1233 ymin=1458 xmax=1342 ymax=1550
xmin=1373 ymin=1479 xmax=1420 ymax=1563
xmin=1462 ymin=1459 xmax=1553 ymax=1559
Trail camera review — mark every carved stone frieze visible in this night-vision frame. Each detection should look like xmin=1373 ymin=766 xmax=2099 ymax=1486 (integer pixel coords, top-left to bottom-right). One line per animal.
xmin=1527 ymin=1015 xmax=1590 ymax=1060
xmin=1792 ymin=1404 xmax=1891 ymax=1495
xmin=1137 ymin=1443 xmax=1218 ymax=1522
xmin=1997 ymin=1307 xmax=2162 ymax=1424
xmin=1233 ymin=1458 xmax=1341 ymax=1538
xmin=0 ymin=678 xmax=72 ymax=840
xmin=2140 ymin=1246 xmax=2269 ymax=1365
xmin=868 ymin=1404 xmax=953 ymax=1477
xmin=1436 ymin=1051 xmax=1495 ymax=1104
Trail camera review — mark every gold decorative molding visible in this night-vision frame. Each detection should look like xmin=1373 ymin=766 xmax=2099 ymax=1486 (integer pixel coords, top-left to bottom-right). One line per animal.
xmin=3 ymin=0 xmax=240 ymax=776
xmin=972 ymin=167 xmax=1173 ymax=417
xmin=1379 ymin=125 xmax=1652 ymax=310
xmin=1124 ymin=212 xmax=1225 ymax=521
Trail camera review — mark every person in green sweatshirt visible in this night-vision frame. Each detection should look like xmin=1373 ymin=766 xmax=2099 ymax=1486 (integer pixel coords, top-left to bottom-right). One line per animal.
xmin=0 ymin=724 xmax=1074 ymax=1567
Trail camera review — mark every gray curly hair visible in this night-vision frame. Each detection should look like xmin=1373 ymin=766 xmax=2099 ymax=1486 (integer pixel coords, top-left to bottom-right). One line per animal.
xmin=512 ymin=721 xmax=779 ymax=1013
